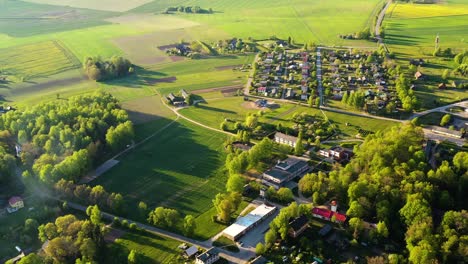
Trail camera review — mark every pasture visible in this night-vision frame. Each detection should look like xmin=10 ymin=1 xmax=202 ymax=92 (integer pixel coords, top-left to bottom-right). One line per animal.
xmin=93 ymin=119 xmax=228 ymax=217
xmin=0 ymin=40 xmax=80 ymax=82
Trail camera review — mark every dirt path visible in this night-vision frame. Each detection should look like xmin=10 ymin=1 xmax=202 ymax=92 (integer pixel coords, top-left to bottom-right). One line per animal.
xmin=375 ymin=1 xmax=392 ymax=53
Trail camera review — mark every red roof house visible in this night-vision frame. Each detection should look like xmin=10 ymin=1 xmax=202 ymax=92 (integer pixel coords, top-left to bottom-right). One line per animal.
xmin=333 ymin=212 xmax=347 ymax=223
xmin=312 ymin=207 xmax=333 ymax=220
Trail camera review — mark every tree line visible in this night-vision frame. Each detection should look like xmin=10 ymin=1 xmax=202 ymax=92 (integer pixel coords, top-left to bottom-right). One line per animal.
xmin=165 ymin=6 xmax=213 ymax=14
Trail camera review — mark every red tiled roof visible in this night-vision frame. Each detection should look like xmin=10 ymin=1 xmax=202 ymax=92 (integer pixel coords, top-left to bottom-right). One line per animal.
xmin=333 ymin=212 xmax=347 ymax=222
xmin=9 ymin=196 xmax=22 ymax=206
xmin=312 ymin=207 xmax=332 ymax=219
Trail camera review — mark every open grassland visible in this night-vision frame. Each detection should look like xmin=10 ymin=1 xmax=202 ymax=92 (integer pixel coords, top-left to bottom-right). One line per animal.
xmin=93 ymin=119 xmax=228 ymax=217
xmin=133 ymin=0 xmax=383 ymax=45
xmin=180 ymin=95 xmax=298 ymax=129
xmin=384 ymin=1 xmax=468 ymax=110
xmin=107 ymin=232 xmax=181 ymax=264
xmin=0 ymin=40 xmax=80 ymax=82
xmin=0 ymin=0 xmax=115 ymax=37
xmin=23 ymin=0 xmax=154 ymax=12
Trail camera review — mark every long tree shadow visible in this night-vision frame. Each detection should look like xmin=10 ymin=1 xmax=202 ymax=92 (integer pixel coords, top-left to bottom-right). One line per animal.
xmin=102 ymin=66 xmax=171 ymax=88
xmin=194 ymin=103 xmax=237 ymax=114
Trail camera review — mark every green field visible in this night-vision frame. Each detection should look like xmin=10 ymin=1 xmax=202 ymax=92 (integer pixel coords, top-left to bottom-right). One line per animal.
xmin=93 ymin=119 xmax=228 ymax=217
xmin=133 ymin=0 xmax=383 ymax=44
xmin=384 ymin=0 xmax=468 ymax=110
xmin=0 ymin=40 xmax=80 ymax=82
xmin=107 ymin=231 xmax=182 ymax=263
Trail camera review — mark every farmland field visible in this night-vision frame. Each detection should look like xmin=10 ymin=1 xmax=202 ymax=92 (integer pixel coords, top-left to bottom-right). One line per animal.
xmin=384 ymin=1 xmax=468 ymax=109
xmin=93 ymin=119 xmax=228 ymax=217
xmin=23 ymin=0 xmax=154 ymax=12
xmin=133 ymin=0 xmax=383 ymax=45
xmin=0 ymin=40 xmax=80 ymax=82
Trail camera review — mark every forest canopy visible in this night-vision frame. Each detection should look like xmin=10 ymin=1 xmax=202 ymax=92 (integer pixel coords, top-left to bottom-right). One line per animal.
xmin=0 ymin=92 xmax=134 ymax=184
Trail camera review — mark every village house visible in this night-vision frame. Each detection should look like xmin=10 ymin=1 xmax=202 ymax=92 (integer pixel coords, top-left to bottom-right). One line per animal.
xmin=414 ymin=71 xmax=424 ymax=80
xmin=262 ymin=157 xmax=310 ymax=189
xmin=7 ymin=196 xmax=24 ymax=213
xmin=195 ymin=248 xmax=219 ymax=264
xmin=318 ymin=146 xmax=354 ymax=162
xmin=288 ymin=215 xmax=309 ymax=238
xmin=274 ymin=132 xmax=298 ymax=147
xmin=312 ymin=207 xmax=347 ymax=224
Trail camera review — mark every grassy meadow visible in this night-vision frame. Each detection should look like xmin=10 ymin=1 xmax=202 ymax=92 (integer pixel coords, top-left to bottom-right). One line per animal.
xmin=107 ymin=231 xmax=181 ymax=263
xmin=383 ymin=0 xmax=468 ymax=109
xmin=92 ymin=119 xmax=228 ymax=217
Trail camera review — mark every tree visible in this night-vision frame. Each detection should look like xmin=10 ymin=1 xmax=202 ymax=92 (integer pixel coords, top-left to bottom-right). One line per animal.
xmin=255 ymin=242 xmax=266 ymax=255
xmin=226 ymin=174 xmax=245 ymax=193
xmin=315 ymin=97 xmax=320 ymax=108
xmin=24 ymin=218 xmax=39 ymax=236
xmin=294 ymin=130 xmax=304 ymax=156
xmin=277 ymin=187 xmax=293 ymax=203
xmin=264 ymin=229 xmax=277 ymax=248
xmin=440 ymin=114 xmax=452 ymax=126
xmin=86 ymin=205 xmax=101 ymax=225
xmin=128 ymin=249 xmax=142 ymax=264
xmin=16 ymin=253 xmax=43 ymax=264
xmin=376 ymin=221 xmax=389 ymax=239
xmin=183 ymin=215 xmax=196 ymax=237
xmin=212 ymin=192 xmax=241 ymax=222
xmin=138 ymin=201 xmax=148 ymax=216
xmin=148 ymin=207 xmax=180 ymax=228
xmin=442 ymin=69 xmax=450 ymax=80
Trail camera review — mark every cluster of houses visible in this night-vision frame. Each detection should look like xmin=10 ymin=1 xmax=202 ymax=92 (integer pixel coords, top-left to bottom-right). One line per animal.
xmin=166 ymin=89 xmax=190 ymax=106
xmin=253 ymin=51 xmax=315 ymax=100
xmin=322 ymin=49 xmax=398 ymax=111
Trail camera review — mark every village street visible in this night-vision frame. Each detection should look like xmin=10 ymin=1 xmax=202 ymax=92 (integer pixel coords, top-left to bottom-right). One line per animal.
xmin=317 ymin=47 xmax=324 ymax=106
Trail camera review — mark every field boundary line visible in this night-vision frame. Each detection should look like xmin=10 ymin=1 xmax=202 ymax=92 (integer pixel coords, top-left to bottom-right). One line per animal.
xmin=80 ymin=116 xmax=180 ymax=184
xmin=52 ymin=40 xmax=82 ymax=68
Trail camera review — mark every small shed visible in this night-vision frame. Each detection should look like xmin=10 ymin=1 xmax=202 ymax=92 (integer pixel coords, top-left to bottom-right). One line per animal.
xmin=185 ymin=245 xmax=198 ymax=258
xmin=438 ymin=83 xmax=446 ymax=89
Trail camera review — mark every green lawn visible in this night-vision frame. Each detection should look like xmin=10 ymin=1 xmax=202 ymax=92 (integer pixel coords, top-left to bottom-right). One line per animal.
xmin=93 ymin=119 xmax=228 ymax=217
xmin=107 ymin=231 xmax=182 ymax=264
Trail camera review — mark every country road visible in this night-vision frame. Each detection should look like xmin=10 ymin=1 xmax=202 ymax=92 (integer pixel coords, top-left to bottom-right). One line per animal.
xmin=64 ymin=201 xmax=255 ymax=264
xmin=316 ymin=47 xmax=324 ymax=106
xmin=375 ymin=0 xmax=391 ymax=46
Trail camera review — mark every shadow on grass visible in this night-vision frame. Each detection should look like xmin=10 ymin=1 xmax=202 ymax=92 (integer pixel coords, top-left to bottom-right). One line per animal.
xmin=195 ymin=103 xmax=237 ymax=114
xmin=102 ymin=66 xmax=171 ymax=88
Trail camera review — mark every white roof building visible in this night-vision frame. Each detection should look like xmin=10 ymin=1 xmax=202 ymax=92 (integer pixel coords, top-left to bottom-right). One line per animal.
xmin=222 ymin=204 xmax=276 ymax=241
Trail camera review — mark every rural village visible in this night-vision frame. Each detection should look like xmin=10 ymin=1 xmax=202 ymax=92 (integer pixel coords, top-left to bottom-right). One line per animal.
xmin=0 ymin=0 xmax=467 ymax=264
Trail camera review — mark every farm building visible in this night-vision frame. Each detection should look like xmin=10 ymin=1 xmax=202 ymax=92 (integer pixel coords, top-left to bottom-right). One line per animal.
xmin=274 ymin=132 xmax=298 ymax=147
xmin=166 ymin=93 xmax=184 ymax=106
xmin=414 ymin=71 xmax=424 ymax=80
xmin=195 ymin=248 xmax=219 ymax=264
xmin=184 ymin=245 xmax=198 ymax=258
xmin=262 ymin=157 xmax=310 ymax=189
xmin=288 ymin=215 xmax=309 ymax=238
xmin=181 ymin=89 xmax=189 ymax=99
xmin=222 ymin=204 xmax=277 ymax=241
xmin=7 ymin=196 xmax=24 ymax=213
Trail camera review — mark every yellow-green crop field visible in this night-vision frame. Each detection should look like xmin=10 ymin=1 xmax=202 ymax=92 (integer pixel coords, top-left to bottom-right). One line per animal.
xmin=0 ymin=40 xmax=80 ymax=82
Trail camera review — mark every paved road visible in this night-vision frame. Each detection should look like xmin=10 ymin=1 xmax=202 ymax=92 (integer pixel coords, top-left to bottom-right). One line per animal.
xmin=410 ymin=100 xmax=468 ymax=119
xmin=375 ymin=0 xmax=391 ymax=53
xmin=245 ymin=53 xmax=260 ymax=95
xmin=316 ymin=47 xmax=324 ymax=106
